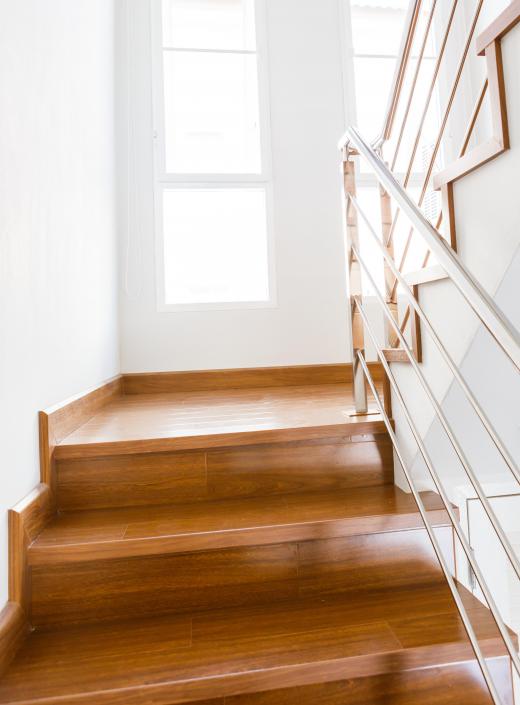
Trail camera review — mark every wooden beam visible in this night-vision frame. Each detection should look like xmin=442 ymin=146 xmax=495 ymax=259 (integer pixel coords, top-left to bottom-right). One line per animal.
xmin=476 ymin=0 xmax=520 ymax=55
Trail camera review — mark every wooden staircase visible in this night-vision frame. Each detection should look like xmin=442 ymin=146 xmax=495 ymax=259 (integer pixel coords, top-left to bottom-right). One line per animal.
xmin=0 ymin=368 xmax=513 ymax=704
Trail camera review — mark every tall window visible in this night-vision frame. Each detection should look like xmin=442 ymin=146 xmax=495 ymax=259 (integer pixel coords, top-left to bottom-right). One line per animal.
xmin=152 ymin=0 xmax=274 ymax=310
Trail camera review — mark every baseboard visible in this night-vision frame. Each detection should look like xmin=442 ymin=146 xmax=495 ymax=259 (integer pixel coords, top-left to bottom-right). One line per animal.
xmin=122 ymin=362 xmax=383 ymax=395
xmin=0 ymin=602 xmax=29 ymax=677
xmin=39 ymin=375 xmax=123 ymax=486
xmin=9 ymin=484 xmax=54 ymax=610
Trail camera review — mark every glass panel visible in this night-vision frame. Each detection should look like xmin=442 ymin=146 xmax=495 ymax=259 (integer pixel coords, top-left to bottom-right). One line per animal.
xmin=162 ymin=187 xmax=270 ymax=304
xmin=163 ymin=51 xmax=261 ymax=174
xmin=162 ymin=0 xmax=256 ymax=51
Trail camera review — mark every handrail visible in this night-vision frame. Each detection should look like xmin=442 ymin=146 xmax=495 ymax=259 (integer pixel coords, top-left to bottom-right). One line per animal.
xmin=352 ymin=237 xmax=520 ymax=588
xmin=356 ymin=324 xmax=520 ymax=683
xmin=348 ymin=191 xmax=519 ymax=484
xmin=356 ymin=353 xmax=508 ymax=705
xmin=344 ymin=126 xmax=520 ymax=371
xmin=338 ymin=4 xmax=520 ymax=704
xmin=377 ymin=0 xmax=423 ymax=146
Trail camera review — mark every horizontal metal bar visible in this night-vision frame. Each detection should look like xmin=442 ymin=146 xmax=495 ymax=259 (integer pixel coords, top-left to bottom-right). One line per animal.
xmin=352 ymin=239 xmax=520 ymax=591
xmin=346 ymin=126 xmax=520 ymax=371
xmin=347 ymin=193 xmax=520 ymax=485
xmin=356 ymin=352 xmax=507 ymax=705
xmin=355 ymin=308 xmax=520 ymax=681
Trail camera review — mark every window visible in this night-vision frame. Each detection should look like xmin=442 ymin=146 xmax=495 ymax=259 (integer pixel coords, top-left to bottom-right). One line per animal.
xmin=152 ymin=0 xmax=275 ymax=310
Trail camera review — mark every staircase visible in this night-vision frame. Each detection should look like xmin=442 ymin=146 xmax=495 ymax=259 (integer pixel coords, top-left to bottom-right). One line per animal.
xmin=0 ymin=368 xmax=513 ymax=704
xmin=1 ymin=2 xmax=520 ymax=703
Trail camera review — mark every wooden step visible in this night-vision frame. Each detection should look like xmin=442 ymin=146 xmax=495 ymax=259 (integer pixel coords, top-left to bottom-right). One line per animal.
xmin=0 ymin=583 xmax=509 ymax=705
xmin=55 ymin=433 xmax=393 ymax=511
xmin=53 ymin=385 xmax=391 ymax=513
xmin=54 ymin=385 xmax=387 ymax=461
xmin=29 ymin=487 xmax=448 ymax=565
xmin=27 ymin=488 xmax=454 ymax=629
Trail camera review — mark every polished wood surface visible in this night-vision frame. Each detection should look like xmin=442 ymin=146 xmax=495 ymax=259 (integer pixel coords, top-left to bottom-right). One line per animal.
xmin=39 ymin=375 xmax=122 ymax=486
xmin=123 ymin=363 xmax=384 ymax=395
xmin=0 ymin=603 xmax=28 ymax=679
xmin=382 ymin=348 xmax=410 ymax=363
xmin=8 ymin=484 xmax=53 ymax=609
xmin=29 ymin=487 xmax=448 ymax=565
xmin=56 ymin=434 xmax=393 ymax=510
xmin=2 ymin=372 xmax=511 ymax=703
xmin=0 ymin=583 xmax=508 ymax=705
xmin=29 ymin=524 xmax=454 ymax=629
xmin=55 ymin=384 xmax=386 ymax=460
xmin=226 ymin=660 xmax=510 ymax=704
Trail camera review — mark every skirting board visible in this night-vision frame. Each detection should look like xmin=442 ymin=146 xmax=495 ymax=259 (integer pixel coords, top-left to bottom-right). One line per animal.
xmin=0 ymin=602 xmax=28 ymax=678
xmin=122 ymin=362 xmax=384 ymax=395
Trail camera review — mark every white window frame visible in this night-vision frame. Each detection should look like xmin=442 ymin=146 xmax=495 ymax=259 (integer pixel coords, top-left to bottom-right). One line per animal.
xmin=150 ymin=0 xmax=277 ymax=312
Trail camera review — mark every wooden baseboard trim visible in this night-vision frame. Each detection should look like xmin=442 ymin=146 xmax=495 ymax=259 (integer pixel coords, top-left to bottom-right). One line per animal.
xmin=9 ymin=484 xmax=55 ymax=610
xmin=382 ymin=349 xmax=410 ymax=363
xmin=0 ymin=602 xmax=29 ymax=677
xmin=122 ymin=363 xmax=383 ymax=395
xmin=476 ymin=0 xmax=520 ymax=55
xmin=40 ymin=375 xmax=123 ymax=486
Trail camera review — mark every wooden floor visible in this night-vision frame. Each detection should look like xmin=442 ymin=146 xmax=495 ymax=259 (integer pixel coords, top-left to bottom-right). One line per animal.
xmin=29 ymin=486 xmax=448 ymax=564
xmin=0 ymin=583 xmax=506 ymax=705
xmin=56 ymin=384 xmax=385 ymax=458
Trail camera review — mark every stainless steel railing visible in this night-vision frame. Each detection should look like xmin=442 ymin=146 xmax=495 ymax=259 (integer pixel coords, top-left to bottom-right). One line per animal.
xmin=345 ymin=127 xmax=520 ymax=371
xmin=339 ymin=126 xmax=520 ymax=705
xmin=356 ymin=352 xmax=512 ymax=705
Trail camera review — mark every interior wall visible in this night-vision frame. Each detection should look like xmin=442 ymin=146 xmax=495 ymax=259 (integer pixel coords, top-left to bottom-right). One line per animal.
xmin=0 ymin=0 xmax=120 ymax=607
xmin=119 ymin=0 xmax=352 ymax=372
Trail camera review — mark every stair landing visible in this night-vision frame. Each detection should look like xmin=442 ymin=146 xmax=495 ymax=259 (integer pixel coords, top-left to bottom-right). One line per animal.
xmin=54 ymin=383 xmax=385 ymax=459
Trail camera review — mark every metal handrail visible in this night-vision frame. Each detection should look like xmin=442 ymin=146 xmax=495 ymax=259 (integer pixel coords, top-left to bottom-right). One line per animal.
xmin=338 ymin=4 xmax=520 ymax=703
xmin=356 ymin=352 xmax=509 ymax=705
xmin=348 ymin=192 xmax=519 ymax=485
xmin=344 ymin=126 xmax=520 ymax=371
xmin=352 ymin=238 xmax=520 ymax=626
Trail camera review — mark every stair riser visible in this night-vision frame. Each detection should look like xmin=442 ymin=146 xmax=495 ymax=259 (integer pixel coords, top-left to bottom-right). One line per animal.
xmin=56 ymin=434 xmax=393 ymax=511
xmin=29 ymin=526 xmax=454 ymax=629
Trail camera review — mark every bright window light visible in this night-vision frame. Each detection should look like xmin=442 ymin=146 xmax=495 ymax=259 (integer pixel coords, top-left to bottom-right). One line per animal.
xmin=154 ymin=0 xmax=274 ymax=309
xmin=162 ymin=0 xmax=256 ymax=51
xmin=162 ymin=188 xmax=270 ymax=305
xmin=163 ymin=51 xmax=261 ymax=174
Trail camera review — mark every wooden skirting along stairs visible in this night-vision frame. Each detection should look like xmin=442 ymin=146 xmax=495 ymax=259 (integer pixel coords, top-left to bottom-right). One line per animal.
xmin=0 ymin=365 xmax=513 ymax=704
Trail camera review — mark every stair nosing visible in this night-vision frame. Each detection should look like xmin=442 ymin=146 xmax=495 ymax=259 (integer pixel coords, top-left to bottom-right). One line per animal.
xmin=1 ymin=638 xmax=507 ymax=705
xmin=54 ymin=420 xmax=389 ymax=461
xmin=28 ymin=506 xmax=450 ymax=566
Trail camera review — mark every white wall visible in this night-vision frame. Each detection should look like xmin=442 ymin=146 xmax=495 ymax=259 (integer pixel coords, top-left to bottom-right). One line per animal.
xmin=119 ymin=0 xmax=352 ymax=372
xmin=0 ymin=1 xmax=120 ymax=607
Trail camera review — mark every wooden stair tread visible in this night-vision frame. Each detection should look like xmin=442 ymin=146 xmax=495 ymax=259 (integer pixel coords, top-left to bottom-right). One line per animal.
xmin=54 ymin=384 xmax=386 ymax=459
xmin=28 ymin=487 xmax=448 ymax=565
xmin=0 ymin=583 xmax=504 ymax=705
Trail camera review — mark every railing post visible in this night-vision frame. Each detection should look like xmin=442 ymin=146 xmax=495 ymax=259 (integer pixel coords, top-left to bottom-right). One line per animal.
xmin=343 ymin=152 xmax=368 ymax=414
xmin=379 ymin=179 xmax=400 ymax=349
